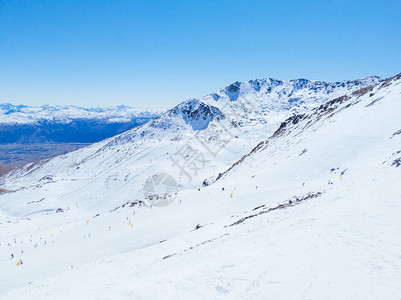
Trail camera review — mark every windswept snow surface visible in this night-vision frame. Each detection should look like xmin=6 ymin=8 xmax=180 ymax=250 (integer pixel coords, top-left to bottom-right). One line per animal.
xmin=1 ymin=75 xmax=401 ymax=299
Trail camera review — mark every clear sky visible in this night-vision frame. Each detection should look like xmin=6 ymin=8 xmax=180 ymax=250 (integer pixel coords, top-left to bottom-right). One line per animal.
xmin=1 ymin=0 xmax=400 ymax=108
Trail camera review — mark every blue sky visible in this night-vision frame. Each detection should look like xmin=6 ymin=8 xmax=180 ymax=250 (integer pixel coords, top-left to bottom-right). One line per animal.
xmin=1 ymin=0 xmax=400 ymax=108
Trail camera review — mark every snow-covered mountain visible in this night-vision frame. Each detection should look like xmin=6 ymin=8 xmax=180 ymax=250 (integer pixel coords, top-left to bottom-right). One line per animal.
xmin=148 ymin=75 xmax=383 ymax=132
xmin=1 ymin=74 xmax=400 ymax=299
xmin=0 ymin=75 xmax=383 ymax=195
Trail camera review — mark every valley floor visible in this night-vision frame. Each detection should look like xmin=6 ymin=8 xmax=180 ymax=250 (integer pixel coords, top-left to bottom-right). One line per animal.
xmin=0 ymin=143 xmax=91 ymax=167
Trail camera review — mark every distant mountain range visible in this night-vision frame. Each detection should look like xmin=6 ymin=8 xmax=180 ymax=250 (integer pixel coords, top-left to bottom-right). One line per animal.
xmin=0 ymin=104 xmax=164 ymax=144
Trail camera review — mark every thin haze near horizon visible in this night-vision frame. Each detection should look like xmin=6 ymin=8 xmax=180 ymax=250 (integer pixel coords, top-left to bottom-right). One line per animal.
xmin=0 ymin=0 xmax=400 ymax=108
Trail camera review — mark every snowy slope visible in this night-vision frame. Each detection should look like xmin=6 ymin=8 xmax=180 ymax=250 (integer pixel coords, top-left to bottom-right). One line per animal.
xmin=1 ymin=74 xmax=400 ymax=299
